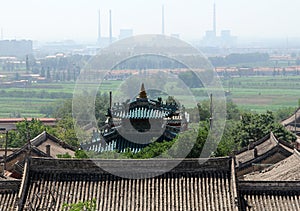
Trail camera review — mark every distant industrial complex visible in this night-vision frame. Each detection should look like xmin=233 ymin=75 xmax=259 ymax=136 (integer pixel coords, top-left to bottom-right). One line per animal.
xmin=201 ymin=3 xmax=237 ymax=47
xmin=0 ymin=4 xmax=238 ymax=58
xmin=0 ymin=3 xmax=299 ymax=59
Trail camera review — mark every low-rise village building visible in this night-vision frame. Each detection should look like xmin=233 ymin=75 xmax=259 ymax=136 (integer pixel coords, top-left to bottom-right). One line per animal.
xmin=281 ymin=107 xmax=300 ymax=135
xmin=238 ymin=149 xmax=300 ymax=210
xmin=0 ymin=131 xmax=75 ymax=179
xmin=235 ymin=132 xmax=294 ymax=177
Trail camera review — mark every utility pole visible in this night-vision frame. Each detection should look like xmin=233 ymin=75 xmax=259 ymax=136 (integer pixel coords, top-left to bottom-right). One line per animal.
xmin=209 ymin=94 xmax=213 ymax=130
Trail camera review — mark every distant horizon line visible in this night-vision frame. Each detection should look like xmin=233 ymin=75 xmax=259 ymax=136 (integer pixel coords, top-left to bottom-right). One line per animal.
xmin=2 ymin=35 xmax=299 ymax=42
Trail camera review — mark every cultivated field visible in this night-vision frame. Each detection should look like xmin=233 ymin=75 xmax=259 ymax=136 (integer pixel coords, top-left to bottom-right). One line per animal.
xmin=0 ymin=76 xmax=299 ymax=117
xmin=223 ymin=76 xmax=300 ymax=112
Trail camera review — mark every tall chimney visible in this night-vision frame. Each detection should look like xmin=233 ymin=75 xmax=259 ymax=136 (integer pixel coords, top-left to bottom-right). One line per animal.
xmin=97 ymin=10 xmax=101 ymax=44
xmin=109 ymin=10 xmax=112 ymax=44
xmin=162 ymin=5 xmax=165 ymax=35
xmin=213 ymin=3 xmax=216 ymax=36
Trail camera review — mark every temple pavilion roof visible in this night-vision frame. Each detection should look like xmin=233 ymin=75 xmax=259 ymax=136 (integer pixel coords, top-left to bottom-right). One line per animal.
xmin=112 ymin=107 xmax=171 ymax=119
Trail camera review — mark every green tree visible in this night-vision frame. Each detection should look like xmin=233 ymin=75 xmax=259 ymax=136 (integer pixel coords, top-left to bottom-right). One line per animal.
xmin=40 ymin=66 xmax=45 ymax=77
xmin=186 ymin=121 xmax=209 ymax=158
xmin=178 ymin=71 xmax=203 ymax=88
xmin=53 ymin=99 xmax=72 ymax=118
xmin=8 ymin=119 xmax=50 ymax=147
xmin=274 ymin=107 xmax=297 ymax=121
xmin=74 ymin=149 xmax=89 ymax=158
xmin=214 ymin=120 xmax=238 ymax=156
xmin=187 ymin=99 xmax=240 ymax=123
xmin=14 ymin=72 xmax=20 ymax=80
xmin=57 ymin=153 xmax=72 ymax=158
xmin=126 ymin=139 xmax=176 ymax=159
xmin=46 ymin=67 xmax=51 ymax=81
xmin=52 ymin=116 xmax=79 ymax=147
xmin=95 ymin=92 xmax=110 ymax=127
xmin=233 ymin=111 xmax=296 ymax=148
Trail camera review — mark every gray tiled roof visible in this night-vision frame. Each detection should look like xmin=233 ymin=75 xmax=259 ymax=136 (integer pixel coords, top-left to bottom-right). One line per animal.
xmin=235 ymin=132 xmax=293 ymax=170
xmin=112 ymin=107 xmax=171 ymax=119
xmin=4 ymin=131 xmax=76 ymax=164
xmin=18 ymin=157 xmax=239 ymax=211
xmin=0 ymin=180 xmax=20 ymax=211
xmin=239 ymin=181 xmax=300 ymax=211
xmin=281 ymin=107 xmax=300 ymax=127
xmin=243 ymin=149 xmax=300 ymax=181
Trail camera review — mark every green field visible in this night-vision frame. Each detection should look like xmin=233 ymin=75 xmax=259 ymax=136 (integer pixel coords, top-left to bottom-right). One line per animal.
xmin=223 ymin=76 xmax=300 ymax=112
xmin=0 ymin=81 xmax=126 ymax=117
xmin=0 ymin=76 xmax=300 ymax=117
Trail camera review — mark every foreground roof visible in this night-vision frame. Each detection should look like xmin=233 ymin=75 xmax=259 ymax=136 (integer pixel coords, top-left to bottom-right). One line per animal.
xmin=239 ymin=181 xmax=300 ymax=211
xmin=238 ymin=149 xmax=300 ymax=210
xmin=0 ymin=180 xmax=20 ymax=211
xmin=243 ymin=149 xmax=300 ymax=181
xmin=235 ymin=132 xmax=293 ymax=176
xmin=18 ymin=157 xmax=239 ymax=211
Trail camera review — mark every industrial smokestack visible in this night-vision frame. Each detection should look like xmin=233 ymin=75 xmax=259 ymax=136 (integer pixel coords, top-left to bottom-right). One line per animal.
xmin=98 ymin=10 xmax=101 ymax=43
xmin=162 ymin=5 xmax=165 ymax=35
xmin=213 ymin=3 xmax=216 ymax=36
xmin=109 ymin=10 xmax=112 ymax=44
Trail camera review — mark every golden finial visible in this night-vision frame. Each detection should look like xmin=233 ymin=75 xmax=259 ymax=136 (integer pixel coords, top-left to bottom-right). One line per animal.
xmin=138 ymin=83 xmax=147 ymax=99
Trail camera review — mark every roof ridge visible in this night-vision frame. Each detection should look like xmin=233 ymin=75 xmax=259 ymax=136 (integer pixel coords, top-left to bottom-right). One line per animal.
xmin=5 ymin=131 xmax=74 ymax=162
xmin=30 ymin=131 xmax=47 ymax=146
xmin=293 ymin=149 xmax=300 ymax=159
xmin=236 ymin=133 xmax=271 ymax=154
xmin=30 ymin=131 xmax=76 ymax=151
xmin=271 ymin=132 xmax=295 ymax=150
xmin=270 ymin=132 xmax=278 ymax=144
xmin=44 ymin=132 xmax=77 ymax=151
xmin=281 ymin=107 xmax=300 ymax=125
xmin=28 ymin=157 xmax=233 ymax=174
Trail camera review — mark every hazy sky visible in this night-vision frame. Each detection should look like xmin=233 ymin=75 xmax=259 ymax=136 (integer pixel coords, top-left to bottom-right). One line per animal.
xmin=0 ymin=0 xmax=299 ymax=42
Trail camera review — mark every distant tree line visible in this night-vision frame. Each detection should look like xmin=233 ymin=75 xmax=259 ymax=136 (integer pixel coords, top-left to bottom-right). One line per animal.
xmin=209 ymin=53 xmax=270 ymax=67
xmin=2 ymin=54 xmax=90 ymax=82
xmin=114 ymin=54 xmax=186 ymax=70
xmin=0 ymin=90 xmax=72 ymax=99
xmin=178 ymin=71 xmax=203 ymax=88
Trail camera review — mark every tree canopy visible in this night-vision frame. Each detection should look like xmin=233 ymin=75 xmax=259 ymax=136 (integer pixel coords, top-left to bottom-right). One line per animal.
xmin=6 ymin=94 xmax=297 ymax=159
